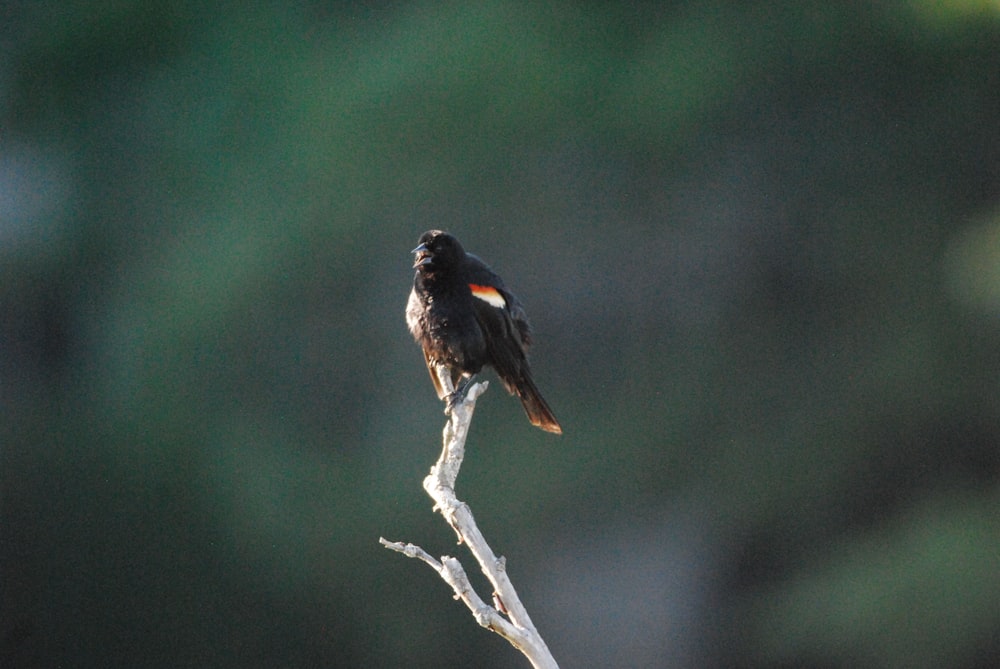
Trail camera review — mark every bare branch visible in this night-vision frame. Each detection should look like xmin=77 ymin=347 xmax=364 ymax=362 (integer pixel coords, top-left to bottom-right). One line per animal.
xmin=382 ymin=382 xmax=559 ymax=668
xmin=379 ymin=538 xmax=442 ymax=570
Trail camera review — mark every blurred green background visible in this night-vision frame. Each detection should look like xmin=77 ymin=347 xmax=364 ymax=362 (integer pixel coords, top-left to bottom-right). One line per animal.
xmin=4 ymin=1 xmax=1000 ymax=667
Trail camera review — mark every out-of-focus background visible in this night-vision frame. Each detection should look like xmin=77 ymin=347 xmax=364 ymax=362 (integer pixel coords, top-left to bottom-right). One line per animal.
xmin=4 ymin=2 xmax=1000 ymax=667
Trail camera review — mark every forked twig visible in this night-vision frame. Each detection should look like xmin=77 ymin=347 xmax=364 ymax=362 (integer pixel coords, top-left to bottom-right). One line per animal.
xmin=381 ymin=382 xmax=558 ymax=668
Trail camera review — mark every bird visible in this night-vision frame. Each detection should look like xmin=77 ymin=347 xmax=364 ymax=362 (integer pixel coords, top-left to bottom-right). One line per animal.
xmin=406 ymin=230 xmax=562 ymax=434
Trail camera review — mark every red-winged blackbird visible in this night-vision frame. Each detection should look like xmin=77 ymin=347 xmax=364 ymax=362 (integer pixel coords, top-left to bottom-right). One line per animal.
xmin=406 ymin=230 xmax=562 ymax=434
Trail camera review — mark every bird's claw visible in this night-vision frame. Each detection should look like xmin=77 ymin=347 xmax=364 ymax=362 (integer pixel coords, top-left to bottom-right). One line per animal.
xmin=444 ymin=376 xmax=475 ymax=414
xmin=444 ymin=389 xmax=466 ymax=415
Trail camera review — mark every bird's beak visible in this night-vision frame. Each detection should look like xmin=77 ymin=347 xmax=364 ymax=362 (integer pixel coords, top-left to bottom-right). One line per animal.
xmin=412 ymin=242 xmax=432 ymax=268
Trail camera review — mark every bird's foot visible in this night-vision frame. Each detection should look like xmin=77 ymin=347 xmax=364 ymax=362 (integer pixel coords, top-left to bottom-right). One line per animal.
xmin=443 ymin=374 xmax=476 ymax=415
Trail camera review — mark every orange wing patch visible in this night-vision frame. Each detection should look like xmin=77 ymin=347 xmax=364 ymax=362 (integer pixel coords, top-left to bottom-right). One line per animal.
xmin=469 ymin=284 xmax=506 ymax=308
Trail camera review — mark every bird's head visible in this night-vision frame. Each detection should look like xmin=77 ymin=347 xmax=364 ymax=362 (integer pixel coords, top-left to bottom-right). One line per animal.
xmin=411 ymin=230 xmax=465 ymax=271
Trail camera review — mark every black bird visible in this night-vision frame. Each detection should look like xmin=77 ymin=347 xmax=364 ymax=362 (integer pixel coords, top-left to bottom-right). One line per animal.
xmin=406 ymin=230 xmax=562 ymax=434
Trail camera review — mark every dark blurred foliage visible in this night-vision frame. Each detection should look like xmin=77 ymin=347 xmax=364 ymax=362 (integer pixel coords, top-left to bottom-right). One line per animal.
xmin=3 ymin=1 xmax=1000 ymax=667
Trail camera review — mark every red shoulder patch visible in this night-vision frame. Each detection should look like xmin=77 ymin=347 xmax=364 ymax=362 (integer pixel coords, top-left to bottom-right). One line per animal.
xmin=469 ymin=284 xmax=506 ymax=308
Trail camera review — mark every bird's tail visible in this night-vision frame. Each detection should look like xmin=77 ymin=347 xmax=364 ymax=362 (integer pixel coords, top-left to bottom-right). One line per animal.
xmin=512 ymin=373 xmax=562 ymax=435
